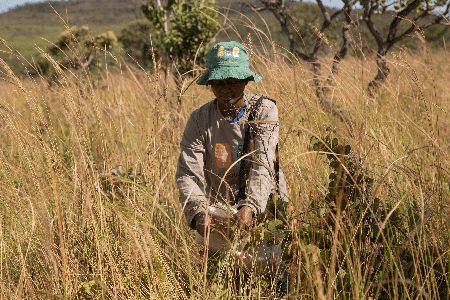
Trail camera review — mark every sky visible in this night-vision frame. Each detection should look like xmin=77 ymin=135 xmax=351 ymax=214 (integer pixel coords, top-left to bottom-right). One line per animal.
xmin=0 ymin=0 xmax=48 ymax=12
xmin=0 ymin=0 xmax=344 ymax=14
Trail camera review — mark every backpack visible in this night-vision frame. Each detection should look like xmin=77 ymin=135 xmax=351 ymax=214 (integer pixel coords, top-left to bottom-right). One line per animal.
xmin=237 ymin=95 xmax=287 ymax=222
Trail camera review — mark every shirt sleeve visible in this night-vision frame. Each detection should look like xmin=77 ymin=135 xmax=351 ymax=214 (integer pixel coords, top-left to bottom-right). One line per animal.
xmin=176 ymin=111 xmax=207 ymax=228
xmin=237 ymin=100 xmax=279 ymax=215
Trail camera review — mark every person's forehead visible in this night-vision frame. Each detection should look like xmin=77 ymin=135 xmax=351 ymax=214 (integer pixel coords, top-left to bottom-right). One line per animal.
xmin=210 ymin=78 xmax=246 ymax=84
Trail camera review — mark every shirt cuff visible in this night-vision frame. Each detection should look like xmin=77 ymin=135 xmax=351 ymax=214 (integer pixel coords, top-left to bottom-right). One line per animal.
xmin=184 ymin=204 xmax=206 ymax=230
xmin=190 ymin=212 xmax=201 ymax=229
xmin=236 ymin=200 xmax=258 ymax=216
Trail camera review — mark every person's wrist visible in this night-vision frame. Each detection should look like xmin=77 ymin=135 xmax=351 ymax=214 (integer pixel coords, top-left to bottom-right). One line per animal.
xmin=190 ymin=212 xmax=202 ymax=229
xmin=194 ymin=212 xmax=205 ymax=230
xmin=239 ymin=205 xmax=254 ymax=217
xmin=235 ymin=205 xmax=254 ymax=230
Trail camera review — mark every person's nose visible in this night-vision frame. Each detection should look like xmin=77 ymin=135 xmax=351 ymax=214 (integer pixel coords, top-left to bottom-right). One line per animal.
xmin=223 ymin=84 xmax=232 ymax=92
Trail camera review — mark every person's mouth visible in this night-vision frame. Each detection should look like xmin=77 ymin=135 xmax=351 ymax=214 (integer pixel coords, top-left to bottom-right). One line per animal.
xmin=219 ymin=94 xmax=242 ymax=105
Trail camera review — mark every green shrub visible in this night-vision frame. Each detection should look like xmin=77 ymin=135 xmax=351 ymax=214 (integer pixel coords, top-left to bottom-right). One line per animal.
xmin=279 ymin=135 xmax=450 ymax=298
xmin=119 ymin=0 xmax=219 ymax=77
xmin=118 ymin=20 xmax=155 ymax=67
xmin=36 ymin=26 xmax=117 ymax=83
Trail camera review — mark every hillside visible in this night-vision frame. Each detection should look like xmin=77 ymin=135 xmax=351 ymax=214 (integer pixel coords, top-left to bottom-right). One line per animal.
xmin=0 ymin=0 xmax=249 ymax=26
xmin=0 ymin=0 xmax=142 ymax=25
xmin=0 ymin=0 xmax=254 ymax=62
xmin=0 ymin=0 xmax=448 ymax=74
xmin=0 ymin=0 xmax=143 ymax=60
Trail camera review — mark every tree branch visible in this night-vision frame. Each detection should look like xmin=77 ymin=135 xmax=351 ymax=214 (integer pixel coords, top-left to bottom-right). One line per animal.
xmin=255 ymin=0 xmax=355 ymax=126
xmin=330 ymin=8 xmax=345 ymax=21
xmin=387 ymin=2 xmax=449 ymax=51
xmin=386 ymin=0 xmax=421 ymax=43
xmin=310 ymin=0 xmax=344 ymax=57
xmin=317 ymin=0 xmax=331 ymax=23
xmin=320 ymin=0 xmax=355 ymax=126
xmin=326 ymin=0 xmax=354 ymax=87
xmin=293 ymin=48 xmax=312 ymax=61
xmin=364 ymin=0 xmax=449 ymax=97
xmin=253 ymin=0 xmax=311 ymax=60
xmin=247 ymin=4 xmax=267 ymax=12
xmin=80 ymin=53 xmax=94 ymax=69
xmin=381 ymin=1 xmax=397 ymax=13
xmin=363 ymin=1 xmax=384 ymax=51
xmin=385 ymin=11 xmax=428 ymax=49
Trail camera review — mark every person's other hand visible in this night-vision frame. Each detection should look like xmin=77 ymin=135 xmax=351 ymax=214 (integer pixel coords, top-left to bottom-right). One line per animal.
xmin=195 ymin=212 xmax=211 ymax=237
xmin=235 ymin=205 xmax=254 ymax=230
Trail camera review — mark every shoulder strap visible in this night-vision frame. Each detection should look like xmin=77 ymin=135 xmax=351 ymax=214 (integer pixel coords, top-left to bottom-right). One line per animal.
xmin=237 ymin=96 xmax=280 ymax=203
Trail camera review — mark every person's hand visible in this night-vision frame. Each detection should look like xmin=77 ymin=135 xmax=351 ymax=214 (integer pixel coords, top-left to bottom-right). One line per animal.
xmin=195 ymin=212 xmax=211 ymax=237
xmin=235 ymin=205 xmax=254 ymax=230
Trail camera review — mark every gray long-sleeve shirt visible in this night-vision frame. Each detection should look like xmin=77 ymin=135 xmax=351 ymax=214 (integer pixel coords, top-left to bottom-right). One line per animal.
xmin=176 ymin=93 xmax=288 ymax=227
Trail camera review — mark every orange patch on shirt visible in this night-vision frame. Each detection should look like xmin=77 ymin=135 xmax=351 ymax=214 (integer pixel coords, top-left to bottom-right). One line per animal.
xmin=215 ymin=143 xmax=232 ymax=169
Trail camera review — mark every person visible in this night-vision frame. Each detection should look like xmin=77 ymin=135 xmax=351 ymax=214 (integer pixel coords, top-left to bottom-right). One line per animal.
xmin=176 ymin=41 xmax=288 ymax=246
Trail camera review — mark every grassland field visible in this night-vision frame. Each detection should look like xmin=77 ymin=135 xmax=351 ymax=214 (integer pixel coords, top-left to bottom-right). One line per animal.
xmin=0 ymin=27 xmax=449 ymax=298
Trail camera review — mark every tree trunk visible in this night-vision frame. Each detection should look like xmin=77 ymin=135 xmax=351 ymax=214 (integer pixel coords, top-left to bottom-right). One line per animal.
xmin=155 ymin=0 xmax=173 ymax=101
xmin=319 ymin=90 xmax=354 ymax=128
xmin=310 ymin=57 xmax=354 ymax=128
xmin=368 ymin=49 xmax=389 ymax=97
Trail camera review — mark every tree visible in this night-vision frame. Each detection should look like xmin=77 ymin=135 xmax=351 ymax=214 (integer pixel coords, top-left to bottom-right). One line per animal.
xmin=252 ymin=0 xmax=449 ymax=124
xmin=252 ymin=0 xmax=357 ymax=128
xmin=118 ymin=20 xmax=155 ymax=68
xmin=141 ymin=0 xmax=220 ymax=100
xmin=36 ymin=26 xmax=117 ymax=85
xmin=361 ymin=0 xmax=450 ymax=96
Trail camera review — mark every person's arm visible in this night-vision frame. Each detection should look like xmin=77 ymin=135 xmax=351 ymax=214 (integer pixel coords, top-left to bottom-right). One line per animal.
xmin=176 ymin=111 xmax=208 ymax=229
xmin=237 ymin=100 xmax=279 ymax=216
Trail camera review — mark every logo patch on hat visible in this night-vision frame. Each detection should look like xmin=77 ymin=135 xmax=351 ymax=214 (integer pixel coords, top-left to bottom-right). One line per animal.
xmin=217 ymin=46 xmax=225 ymax=57
xmin=232 ymin=47 xmax=240 ymax=57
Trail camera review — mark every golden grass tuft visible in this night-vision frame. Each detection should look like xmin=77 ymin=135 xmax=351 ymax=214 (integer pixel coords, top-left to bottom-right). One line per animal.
xmin=0 ymin=39 xmax=449 ymax=299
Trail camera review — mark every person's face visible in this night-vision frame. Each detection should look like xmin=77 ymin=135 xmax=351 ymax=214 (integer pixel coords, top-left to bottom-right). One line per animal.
xmin=209 ymin=78 xmax=248 ymax=106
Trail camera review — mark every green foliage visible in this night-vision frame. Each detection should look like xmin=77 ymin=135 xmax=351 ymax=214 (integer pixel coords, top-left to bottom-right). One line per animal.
xmin=140 ymin=0 xmax=219 ymax=74
xmin=118 ymin=20 xmax=155 ymax=67
xmin=36 ymin=26 xmax=117 ymax=82
xmin=300 ymin=135 xmax=450 ymax=298
xmin=255 ymin=194 xmax=291 ymax=248
xmin=310 ymin=135 xmax=381 ymax=240
xmin=216 ymin=133 xmax=449 ymax=297
xmin=75 ymin=280 xmax=103 ymax=300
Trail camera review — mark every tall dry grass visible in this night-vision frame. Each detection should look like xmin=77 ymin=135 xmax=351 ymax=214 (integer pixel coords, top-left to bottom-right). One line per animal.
xmin=0 ymin=35 xmax=449 ymax=299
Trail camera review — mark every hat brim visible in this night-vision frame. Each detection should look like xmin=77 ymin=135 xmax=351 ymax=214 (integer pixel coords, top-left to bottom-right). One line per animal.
xmin=196 ymin=67 xmax=262 ymax=85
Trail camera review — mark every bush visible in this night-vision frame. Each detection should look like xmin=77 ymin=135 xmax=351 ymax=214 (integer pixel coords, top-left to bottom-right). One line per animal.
xmin=118 ymin=0 xmax=219 ymax=78
xmin=283 ymin=135 xmax=450 ymax=298
xmin=36 ymin=26 xmax=117 ymax=83
xmin=118 ymin=20 xmax=155 ymax=67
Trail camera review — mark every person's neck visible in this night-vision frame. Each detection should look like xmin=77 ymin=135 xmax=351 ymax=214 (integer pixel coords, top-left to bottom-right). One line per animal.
xmin=218 ymin=95 xmax=245 ymax=118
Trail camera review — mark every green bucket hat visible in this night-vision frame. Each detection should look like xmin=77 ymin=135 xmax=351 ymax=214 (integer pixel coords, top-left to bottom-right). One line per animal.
xmin=196 ymin=41 xmax=262 ymax=85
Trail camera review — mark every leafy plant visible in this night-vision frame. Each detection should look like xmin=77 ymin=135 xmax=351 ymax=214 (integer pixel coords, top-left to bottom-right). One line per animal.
xmin=292 ymin=135 xmax=450 ymax=298
xmin=75 ymin=280 xmax=103 ymax=300
xmin=141 ymin=0 xmax=219 ymax=96
xmin=36 ymin=26 xmax=117 ymax=84
xmin=118 ymin=20 xmax=155 ymax=68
